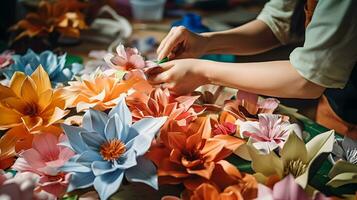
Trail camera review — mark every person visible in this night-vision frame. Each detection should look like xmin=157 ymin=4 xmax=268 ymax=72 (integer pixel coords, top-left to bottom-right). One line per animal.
xmin=148 ymin=0 xmax=357 ymax=139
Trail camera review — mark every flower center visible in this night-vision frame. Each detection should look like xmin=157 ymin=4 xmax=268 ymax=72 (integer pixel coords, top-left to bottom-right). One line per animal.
xmin=284 ymin=160 xmax=307 ymax=177
xmin=100 ymin=139 xmax=126 ymax=161
xmin=24 ymin=104 xmax=38 ymax=116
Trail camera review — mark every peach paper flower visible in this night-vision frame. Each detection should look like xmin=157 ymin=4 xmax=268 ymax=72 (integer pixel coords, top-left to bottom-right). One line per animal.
xmin=64 ymin=72 xmax=151 ymax=112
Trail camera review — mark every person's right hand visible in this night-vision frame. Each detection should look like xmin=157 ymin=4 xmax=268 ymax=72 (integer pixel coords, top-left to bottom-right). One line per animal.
xmin=157 ymin=26 xmax=209 ymax=60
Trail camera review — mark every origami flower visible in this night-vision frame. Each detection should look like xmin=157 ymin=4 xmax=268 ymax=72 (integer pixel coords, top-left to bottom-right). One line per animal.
xmin=0 ymin=65 xmax=69 ymax=132
xmin=326 ymin=136 xmax=357 ymax=188
xmin=256 ymin=174 xmax=331 ymax=200
xmin=210 ymin=111 xmax=237 ymax=136
xmin=0 ymin=133 xmax=17 ymax=169
xmin=147 ymin=117 xmax=245 ymax=190
xmin=224 ymin=90 xmax=279 ymax=121
xmin=104 ymin=44 xmax=161 ymax=80
xmin=64 ymin=71 xmax=151 ymax=112
xmin=60 ymin=97 xmax=167 ymax=200
xmin=248 ymin=130 xmax=334 ymax=188
xmin=192 ymin=85 xmax=235 ymax=112
xmin=0 ymin=49 xmax=83 ymax=86
xmin=238 ymin=114 xmax=302 ymax=154
xmin=0 ymin=51 xmax=14 ymax=69
xmin=12 ymin=133 xmax=74 ymax=198
xmin=10 ymin=0 xmax=87 ymax=41
xmin=126 ymin=88 xmax=204 ymax=127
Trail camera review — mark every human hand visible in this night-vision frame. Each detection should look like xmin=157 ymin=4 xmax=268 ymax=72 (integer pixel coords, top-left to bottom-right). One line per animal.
xmin=147 ymin=59 xmax=209 ymax=95
xmin=157 ymin=26 xmax=209 ymax=60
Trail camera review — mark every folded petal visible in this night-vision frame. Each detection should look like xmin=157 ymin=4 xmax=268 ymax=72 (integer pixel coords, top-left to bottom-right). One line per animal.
xmin=61 ymin=124 xmax=88 ymax=153
xmin=82 ymin=109 xmax=109 ymax=134
xmin=80 ymin=131 xmax=106 ymax=151
xmin=93 ymin=169 xmax=124 ymax=200
xmin=91 ymin=161 xmax=116 ymax=176
xmin=67 ymin=172 xmax=95 ymax=192
xmin=125 ymin=156 xmax=158 ymax=190
xmin=108 ymin=96 xmax=132 ymax=126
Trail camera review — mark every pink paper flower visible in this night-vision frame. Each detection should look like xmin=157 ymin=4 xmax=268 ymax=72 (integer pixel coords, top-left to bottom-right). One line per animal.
xmin=0 ymin=51 xmax=14 ymax=68
xmin=104 ymin=44 xmax=145 ymax=71
xmin=12 ymin=133 xmax=74 ymax=198
xmin=224 ymin=90 xmax=280 ymax=121
xmin=239 ymin=114 xmax=302 ymax=154
xmin=257 ymin=174 xmax=331 ymax=200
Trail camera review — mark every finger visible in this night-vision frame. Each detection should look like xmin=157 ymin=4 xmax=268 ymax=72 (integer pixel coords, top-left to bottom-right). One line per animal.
xmin=157 ymin=27 xmax=177 ymax=55
xmin=148 ymin=71 xmax=171 ymax=85
xmin=157 ymin=27 xmax=186 ymax=60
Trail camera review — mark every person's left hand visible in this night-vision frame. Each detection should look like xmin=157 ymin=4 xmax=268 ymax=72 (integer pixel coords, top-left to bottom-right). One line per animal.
xmin=147 ymin=59 xmax=209 ymax=95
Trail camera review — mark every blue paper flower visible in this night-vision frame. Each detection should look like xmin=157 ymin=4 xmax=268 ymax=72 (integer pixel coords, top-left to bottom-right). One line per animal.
xmin=60 ymin=96 xmax=167 ymax=200
xmin=1 ymin=49 xmax=83 ymax=86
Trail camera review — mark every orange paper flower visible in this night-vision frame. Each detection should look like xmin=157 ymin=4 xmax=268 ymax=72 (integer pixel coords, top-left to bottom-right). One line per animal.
xmin=0 ymin=133 xmax=17 ymax=169
xmin=126 ymin=88 xmax=205 ymax=125
xmin=64 ymin=73 xmax=151 ymax=112
xmin=10 ymin=0 xmax=88 ymax=41
xmin=147 ymin=117 xmax=245 ymax=190
xmin=0 ymin=65 xmax=69 ymax=132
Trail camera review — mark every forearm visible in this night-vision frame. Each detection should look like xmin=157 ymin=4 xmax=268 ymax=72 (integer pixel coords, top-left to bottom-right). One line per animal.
xmin=198 ymin=60 xmax=325 ymax=99
xmin=201 ymin=20 xmax=281 ymax=55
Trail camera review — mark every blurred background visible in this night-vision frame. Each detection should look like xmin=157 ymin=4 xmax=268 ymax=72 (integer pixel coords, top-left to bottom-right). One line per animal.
xmin=0 ymin=0 xmax=315 ymax=118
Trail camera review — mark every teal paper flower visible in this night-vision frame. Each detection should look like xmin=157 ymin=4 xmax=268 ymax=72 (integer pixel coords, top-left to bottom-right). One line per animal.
xmin=60 ymin=96 xmax=167 ymax=200
xmin=1 ymin=49 xmax=83 ymax=86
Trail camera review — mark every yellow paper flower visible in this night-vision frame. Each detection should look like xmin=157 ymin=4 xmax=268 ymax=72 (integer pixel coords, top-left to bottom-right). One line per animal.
xmin=0 ymin=65 xmax=69 ymax=132
xmin=247 ymin=130 xmax=334 ymax=188
xmin=64 ymin=73 xmax=151 ymax=112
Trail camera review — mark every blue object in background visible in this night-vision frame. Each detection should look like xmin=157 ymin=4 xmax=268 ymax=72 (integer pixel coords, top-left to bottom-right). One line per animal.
xmin=172 ymin=13 xmax=210 ymax=33
xmin=172 ymin=13 xmax=235 ymax=63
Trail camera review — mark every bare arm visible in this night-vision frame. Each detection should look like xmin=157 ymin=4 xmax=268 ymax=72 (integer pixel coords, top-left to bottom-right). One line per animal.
xmin=157 ymin=20 xmax=281 ymax=60
xmin=150 ymin=59 xmax=325 ymax=99
xmin=202 ymin=20 xmax=281 ymax=55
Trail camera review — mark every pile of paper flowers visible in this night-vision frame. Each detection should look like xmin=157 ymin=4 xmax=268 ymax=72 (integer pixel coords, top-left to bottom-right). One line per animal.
xmin=0 ymin=45 xmax=355 ymax=200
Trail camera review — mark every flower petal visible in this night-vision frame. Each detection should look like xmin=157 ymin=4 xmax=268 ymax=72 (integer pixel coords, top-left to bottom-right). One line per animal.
xmin=93 ymin=169 xmax=124 ymax=200
xmin=108 ymin=96 xmax=132 ymax=127
xmin=281 ymin=132 xmax=308 ymax=166
xmin=125 ymin=156 xmax=158 ymax=190
xmin=272 ymin=174 xmax=309 ymax=200
xmin=30 ymin=65 xmax=51 ymax=95
xmin=80 ymin=131 xmax=106 ymax=151
xmin=67 ymin=172 xmax=95 ymax=192
xmin=104 ymin=114 xmax=123 ymax=141
xmin=130 ymin=117 xmax=167 ymax=156
xmin=82 ymin=109 xmax=109 ymax=134
xmin=61 ymin=124 xmax=88 ymax=153
xmin=92 ymin=161 xmax=116 ymax=176
xmin=60 ymin=161 xmax=91 ymax=173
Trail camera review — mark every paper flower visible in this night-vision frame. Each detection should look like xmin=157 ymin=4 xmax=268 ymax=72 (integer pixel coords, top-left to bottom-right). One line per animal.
xmin=60 ymin=97 xmax=167 ymax=200
xmin=0 ymin=51 xmax=14 ymax=69
xmin=10 ymin=0 xmax=87 ymax=41
xmin=329 ymin=136 xmax=357 ymax=164
xmin=64 ymin=71 xmax=151 ymax=112
xmin=12 ymin=133 xmax=74 ymax=198
xmin=105 ymin=44 xmax=146 ymax=71
xmin=327 ymin=136 xmax=357 ymax=188
xmin=247 ymin=130 xmax=335 ymax=188
xmin=0 ymin=49 xmax=83 ymax=86
xmin=0 ymin=65 xmax=69 ymax=132
xmin=256 ymin=174 xmax=331 ymax=200
xmin=147 ymin=117 xmax=245 ymax=190
xmin=0 ymin=133 xmax=17 ymax=169
xmin=104 ymin=44 xmax=160 ymax=80
xmin=192 ymin=85 xmax=235 ymax=112
xmin=126 ymin=88 xmax=204 ymax=127
xmin=224 ymin=90 xmax=279 ymax=121
xmin=210 ymin=111 xmax=237 ymax=136
xmin=239 ymin=114 xmax=302 ymax=154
